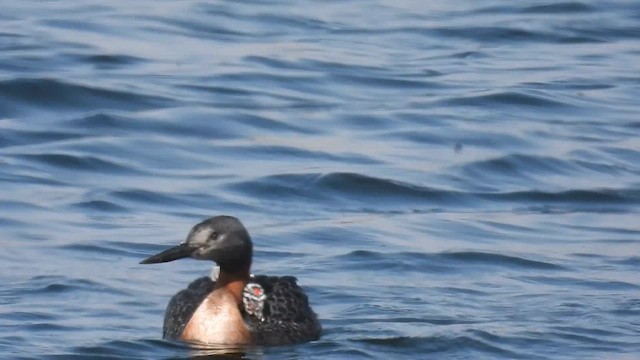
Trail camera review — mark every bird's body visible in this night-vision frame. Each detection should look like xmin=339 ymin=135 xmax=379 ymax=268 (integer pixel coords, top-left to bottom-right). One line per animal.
xmin=164 ymin=275 xmax=321 ymax=345
xmin=140 ymin=216 xmax=321 ymax=346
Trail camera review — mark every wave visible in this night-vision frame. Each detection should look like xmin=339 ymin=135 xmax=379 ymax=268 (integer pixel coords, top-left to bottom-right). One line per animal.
xmin=336 ymin=250 xmax=565 ymax=273
xmin=228 ymin=171 xmax=640 ymax=211
xmin=14 ymin=153 xmax=142 ymax=174
xmin=0 ymin=78 xmax=172 ymax=115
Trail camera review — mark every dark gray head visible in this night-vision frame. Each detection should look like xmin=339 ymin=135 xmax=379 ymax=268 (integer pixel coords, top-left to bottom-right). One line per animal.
xmin=140 ymin=215 xmax=253 ymax=273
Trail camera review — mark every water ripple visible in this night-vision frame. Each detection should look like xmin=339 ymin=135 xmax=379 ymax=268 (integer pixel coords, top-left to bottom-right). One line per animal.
xmin=442 ymin=91 xmax=574 ymax=109
xmin=14 ymin=153 xmax=142 ymax=174
xmin=439 ymin=251 xmax=566 ymax=270
xmin=0 ymin=78 xmax=172 ymax=114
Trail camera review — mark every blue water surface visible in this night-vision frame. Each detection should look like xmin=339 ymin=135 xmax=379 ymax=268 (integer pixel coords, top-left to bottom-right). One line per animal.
xmin=1 ymin=1 xmax=639 ymax=359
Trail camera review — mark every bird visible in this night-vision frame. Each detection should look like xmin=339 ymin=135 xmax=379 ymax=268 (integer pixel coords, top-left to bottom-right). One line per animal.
xmin=140 ymin=215 xmax=321 ymax=346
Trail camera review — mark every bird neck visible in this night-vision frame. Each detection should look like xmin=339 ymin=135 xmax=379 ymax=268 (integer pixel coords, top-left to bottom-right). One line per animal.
xmin=214 ymin=266 xmax=251 ymax=305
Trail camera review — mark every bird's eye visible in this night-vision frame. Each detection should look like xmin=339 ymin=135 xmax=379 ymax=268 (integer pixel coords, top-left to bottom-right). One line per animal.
xmin=209 ymin=231 xmax=218 ymax=240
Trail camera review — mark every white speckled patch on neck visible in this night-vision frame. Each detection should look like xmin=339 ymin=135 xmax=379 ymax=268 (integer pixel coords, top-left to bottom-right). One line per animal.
xmin=210 ymin=265 xmax=220 ymax=280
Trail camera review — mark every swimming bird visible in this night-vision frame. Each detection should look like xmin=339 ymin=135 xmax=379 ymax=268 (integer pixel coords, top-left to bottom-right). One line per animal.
xmin=140 ymin=215 xmax=321 ymax=346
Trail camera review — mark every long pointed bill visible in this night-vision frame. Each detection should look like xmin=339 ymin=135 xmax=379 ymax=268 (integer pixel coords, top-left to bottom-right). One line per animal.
xmin=140 ymin=243 xmax=192 ymax=264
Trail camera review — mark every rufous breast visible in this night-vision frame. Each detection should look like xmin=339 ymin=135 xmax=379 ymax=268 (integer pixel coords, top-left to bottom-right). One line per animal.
xmin=180 ymin=288 xmax=251 ymax=344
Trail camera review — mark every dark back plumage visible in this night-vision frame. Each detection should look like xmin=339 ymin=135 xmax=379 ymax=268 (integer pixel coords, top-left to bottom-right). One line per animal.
xmin=162 ymin=275 xmax=321 ymax=345
xmin=244 ymin=275 xmax=322 ymax=345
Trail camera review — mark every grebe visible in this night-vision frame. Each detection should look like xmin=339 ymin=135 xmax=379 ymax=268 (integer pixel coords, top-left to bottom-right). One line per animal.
xmin=140 ymin=215 xmax=321 ymax=345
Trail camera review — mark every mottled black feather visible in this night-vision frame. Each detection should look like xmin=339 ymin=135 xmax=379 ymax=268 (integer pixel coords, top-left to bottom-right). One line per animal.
xmin=244 ymin=275 xmax=322 ymax=345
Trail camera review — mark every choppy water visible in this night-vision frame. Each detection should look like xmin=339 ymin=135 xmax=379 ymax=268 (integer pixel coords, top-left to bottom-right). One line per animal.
xmin=2 ymin=1 xmax=640 ymax=359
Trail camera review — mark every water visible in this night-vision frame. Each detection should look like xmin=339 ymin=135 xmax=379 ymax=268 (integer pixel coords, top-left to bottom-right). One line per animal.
xmin=1 ymin=0 xmax=639 ymax=359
